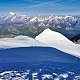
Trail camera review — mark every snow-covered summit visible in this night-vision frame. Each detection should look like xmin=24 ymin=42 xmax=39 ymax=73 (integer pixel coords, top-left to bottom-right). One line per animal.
xmin=35 ymin=28 xmax=80 ymax=57
xmin=37 ymin=28 xmax=68 ymax=40
xmin=9 ymin=12 xmax=16 ymax=16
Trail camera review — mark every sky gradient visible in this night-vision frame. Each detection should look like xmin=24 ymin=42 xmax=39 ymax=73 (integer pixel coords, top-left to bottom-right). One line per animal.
xmin=0 ymin=0 xmax=80 ymax=15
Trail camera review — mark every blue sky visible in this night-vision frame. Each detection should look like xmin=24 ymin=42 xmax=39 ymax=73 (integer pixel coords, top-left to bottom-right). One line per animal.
xmin=0 ymin=0 xmax=80 ymax=15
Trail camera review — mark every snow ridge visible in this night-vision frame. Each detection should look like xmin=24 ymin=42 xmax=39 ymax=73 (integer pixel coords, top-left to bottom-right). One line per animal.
xmin=0 ymin=35 xmax=47 ymax=49
xmin=35 ymin=28 xmax=80 ymax=57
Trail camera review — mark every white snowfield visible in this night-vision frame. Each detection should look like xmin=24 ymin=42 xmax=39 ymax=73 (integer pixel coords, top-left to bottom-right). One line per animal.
xmin=35 ymin=29 xmax=80 ymax=57
xmin=0 ymin=35 xmax=47 ymax=49
xmin=0 ymin=29 xmax=80 ymax=58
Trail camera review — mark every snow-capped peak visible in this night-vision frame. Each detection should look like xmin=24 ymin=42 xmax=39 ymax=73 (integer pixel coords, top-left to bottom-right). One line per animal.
xmin=36 ymin=28 xmax=68 ymax=40
xmin=0 ymin=12 xmax=78 ymax=30
xmin=9 ymin=12 xmax=16 ymax=16
xmin=35 ymin=28 xmax=80 ymax=57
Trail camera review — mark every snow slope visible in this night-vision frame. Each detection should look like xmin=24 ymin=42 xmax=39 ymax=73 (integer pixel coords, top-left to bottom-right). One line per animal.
xmin=35 ymin=29 xmax=80 ymax=57
xmin=0 ymin=47 xmax=79 ymax=71
xmin=0 ymin=35 xmax=47 ymax=49
xmin=0 ymin=29 xmax=80 ymax=57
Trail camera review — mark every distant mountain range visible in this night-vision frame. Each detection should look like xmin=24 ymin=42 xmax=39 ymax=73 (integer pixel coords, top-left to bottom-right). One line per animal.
xmin=0 ymin=12 xmax=80 ymax=42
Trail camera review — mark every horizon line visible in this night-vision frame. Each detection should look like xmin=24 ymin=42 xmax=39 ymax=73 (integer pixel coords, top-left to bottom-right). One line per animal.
xmin=0 ymin=12 xmax=80 ymax=16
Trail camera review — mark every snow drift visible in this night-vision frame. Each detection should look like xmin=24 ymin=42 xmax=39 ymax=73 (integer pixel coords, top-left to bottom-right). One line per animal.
xmin=35 ymin=28 xmax=80 ymax=57
xmin=0 ymin=35 xmax=47 ymax=49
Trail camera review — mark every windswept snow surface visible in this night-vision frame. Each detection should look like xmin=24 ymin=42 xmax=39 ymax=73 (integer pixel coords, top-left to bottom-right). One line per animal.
xmin=0 ymin=35 xmax=47 ymax=49
xmin=35 ymin=29 xmax=80 ymax=57
xmin=0 ymin=47 xmax=80 ymax=80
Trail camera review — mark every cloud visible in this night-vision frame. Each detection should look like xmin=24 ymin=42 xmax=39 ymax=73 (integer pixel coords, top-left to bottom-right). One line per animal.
xmin=0 ymin=0 xmax=80 ymax=15
xmin=28 ymin=1 xmax=60 ymax=8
